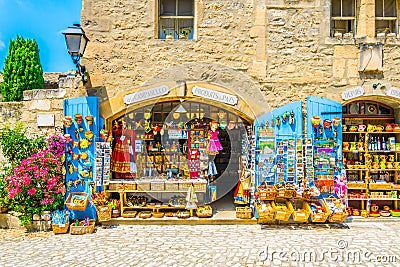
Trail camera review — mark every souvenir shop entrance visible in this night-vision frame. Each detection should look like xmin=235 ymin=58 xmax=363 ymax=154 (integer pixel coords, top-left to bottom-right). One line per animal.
xmin=343 ymin=98 xmax=400 ymax=217
xmin=107 ymin=99 xmax=252 ymax=213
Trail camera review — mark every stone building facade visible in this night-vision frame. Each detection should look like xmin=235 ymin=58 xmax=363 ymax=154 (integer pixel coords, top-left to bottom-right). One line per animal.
xmin=80 ymin=0 xmax=400 ymax=123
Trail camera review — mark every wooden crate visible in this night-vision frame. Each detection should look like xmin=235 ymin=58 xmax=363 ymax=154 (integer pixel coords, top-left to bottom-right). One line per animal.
xmin=179 ymin=181 xmax=192 ymax=191
xmin=136 ymin=181 xmax=151 ymax=191
xmin=193 ymin=182 xmax=207 ymax=192
xmin=165 ymin=181 xmax=179 ymax=191
xmin=150 ymin=181 xmax=165 ymax=191
xmin=236 ymin=207 xmax=252 ymax=219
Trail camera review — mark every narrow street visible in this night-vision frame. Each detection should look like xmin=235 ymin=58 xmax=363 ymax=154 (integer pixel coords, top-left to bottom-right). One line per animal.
xmin=1 ymin=221 xmax=399 ymax=267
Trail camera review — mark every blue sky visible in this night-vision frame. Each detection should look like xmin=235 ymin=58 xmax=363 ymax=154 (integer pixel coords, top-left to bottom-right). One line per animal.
xmin=0 ymin=0 xmax=82 ymax=72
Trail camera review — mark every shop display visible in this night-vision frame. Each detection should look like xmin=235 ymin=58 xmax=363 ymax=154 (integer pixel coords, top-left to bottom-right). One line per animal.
xmin=343 ymin=101 xmax=400 ymax=217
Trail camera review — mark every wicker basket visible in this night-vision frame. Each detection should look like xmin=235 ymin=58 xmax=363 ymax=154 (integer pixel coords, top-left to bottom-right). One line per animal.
xmin=328 ymin=211 xmax=348 ymax=223
xmin=139 ymin=211 xmax=152 ymax=219
xmin=193 ymin=182 xmax=207 ymax=192
xmin=108 ymin=183 xmax=122 ymax=191
xmin=179 ymin=181 xmax=192 ymax=191
xmin=369 ymin=183 xmax=392 ymax=190
xmin=306 ymin=199 xmax=331 ymax=223
xmin=122 ymin=211 xmax=137 ymax=218
xmin=96 ymin=204 xmax=112 ymax=222
xmin=196 ymin=205 xmax=213 ymax=218
xmin=70 ymin=220 xmax=95 ymax=235
xmin=177 ymin=210 xmax=191 ymax=219
xmin=292 ymin=201 xmax=311 ymax=223
xmin=236 ymin=206 xmax=252 ymax=219
xmin=65 ymin=192 xmax=88 ymax=211
xmin=52 ymin=223 xmax=69 ymax=234
xmin=124 ymin=182 xmax=137 ymax=191
xmin=136 ymin=181 xmax=151 ymax=191
xmin=255 ymin=202 xmax=275 ymax=224
xmin=165 ymin=181 xmax=179 ymax=191
xmin=258 ymin=191 xmax=277 ymax=201
xmin=151 ymin=181 xmax=165 ymax=191
xmin=347 ymin=182 xmax=367 ymax=189
xmin=272 ymin=201 xmax=294 ymax=221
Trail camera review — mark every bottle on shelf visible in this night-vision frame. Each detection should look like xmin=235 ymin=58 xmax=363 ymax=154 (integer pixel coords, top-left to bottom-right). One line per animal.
xmin=368 ymin=136 xmax=372 ymax=151
xmin=382 ymin=137 xmax=386 ymax=151
xmin=377 ymin=136 xmax=381 ymax=151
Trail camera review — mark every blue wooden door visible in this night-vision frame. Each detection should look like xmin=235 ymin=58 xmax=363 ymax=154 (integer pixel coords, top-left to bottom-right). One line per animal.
xmin=306 ymin=96 xmax=342 ymax=195
xmin=64 ymin=97 xmax=100 ymax=220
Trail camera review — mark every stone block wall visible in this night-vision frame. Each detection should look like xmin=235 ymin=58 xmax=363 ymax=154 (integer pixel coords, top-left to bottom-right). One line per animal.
xmin=81 ymin=0 xmax=400 ymax=111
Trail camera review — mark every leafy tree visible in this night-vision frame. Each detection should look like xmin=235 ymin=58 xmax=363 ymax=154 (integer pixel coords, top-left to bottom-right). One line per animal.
xmin=0 ymin=36 xmax=44 ymax=102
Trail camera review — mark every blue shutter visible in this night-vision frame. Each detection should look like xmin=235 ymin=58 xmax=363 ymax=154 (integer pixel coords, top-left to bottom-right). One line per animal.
xmin=63 ymin=97 xmax=100 ymax=220
xmin=306 ymin=96 xmax=343 ymax=196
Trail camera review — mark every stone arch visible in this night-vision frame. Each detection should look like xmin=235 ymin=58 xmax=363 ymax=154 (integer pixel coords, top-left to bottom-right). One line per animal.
xmin=100 ymin=62 xmax=268 ymax=126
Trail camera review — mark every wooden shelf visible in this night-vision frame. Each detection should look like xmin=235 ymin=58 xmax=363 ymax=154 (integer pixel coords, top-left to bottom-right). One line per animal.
xmin=348 ymin=198 xmax=399 ymax=200
xmin=107 ymin=190 xmax=207 ymax=193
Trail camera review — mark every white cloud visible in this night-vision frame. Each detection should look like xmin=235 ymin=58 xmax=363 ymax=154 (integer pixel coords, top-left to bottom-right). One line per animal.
xmin=0 ymin=40 xmax=5 ymax=51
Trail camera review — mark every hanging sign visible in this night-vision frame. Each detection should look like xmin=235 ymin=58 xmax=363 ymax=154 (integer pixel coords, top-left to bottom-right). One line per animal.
xmin=192 ymin=86 xmax=238 ymax=105
xmin=386 ymin=87 xmax=400 ymax=99
xmin=341 ymin=87 xmax=364 ymax=101
xmin=124 ymin=85 xmax=169 ymax=104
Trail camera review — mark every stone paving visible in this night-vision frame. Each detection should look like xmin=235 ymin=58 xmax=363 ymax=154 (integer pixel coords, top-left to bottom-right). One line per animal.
xmin=0 ymin=222 xmax=399 ymax=267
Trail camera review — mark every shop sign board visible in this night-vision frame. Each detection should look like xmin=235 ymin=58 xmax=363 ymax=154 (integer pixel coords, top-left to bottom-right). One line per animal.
xmin=192 ymin=86 xmax=238 ymax=105
xmin=124 ymin=85 xmax=169 ymax=104
xmin=341 ymin=87 xmax=364 ymax=101
xmin=386 ymin=87 xmax=400 ymax=99
xmin=168 ymin=130 xmax=188 ymax=139
xmin=37 ymin=114 xmax=55 ymax=127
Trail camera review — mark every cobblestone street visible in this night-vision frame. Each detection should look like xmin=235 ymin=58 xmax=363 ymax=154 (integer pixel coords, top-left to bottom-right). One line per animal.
xmin=1 ymin=221 xmax=399 ymax=267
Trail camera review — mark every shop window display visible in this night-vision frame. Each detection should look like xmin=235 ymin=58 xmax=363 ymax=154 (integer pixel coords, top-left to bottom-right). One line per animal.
xmin=107 ymin=101 xmax=251 ymax=218
xmin=343 ymin=100 xmax=400 ymax=217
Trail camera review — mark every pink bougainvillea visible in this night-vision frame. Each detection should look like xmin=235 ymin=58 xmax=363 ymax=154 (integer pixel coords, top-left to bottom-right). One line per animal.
xmin=5 ymin=134 xmax=66 ymax=225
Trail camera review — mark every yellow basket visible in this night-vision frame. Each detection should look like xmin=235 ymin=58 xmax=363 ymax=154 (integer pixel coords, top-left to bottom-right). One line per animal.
xmin=196 ymin=205 xmax=213 ymax=218
xmin=291 ymin=201 xmax=311 ymax=223
xmin=369 ymin=183 xmax=392 ymax=190
xmin=347 ymin=182 xmax=367 ymax=189
xmin=306 ymin=199 xmax=331 ymax=223
xmin=255 ymin=202 xmax=275 ymax=224
xmin=236 ymin=206 xmax=252 ymax=219
xmin=96 ymin=204 xmax=112 ymax=222
xmin=324 ymin=197 xmax=348 ymax=223
xmin=150 ymin=181 xmax=165 ymax=191
xmin=272 ymin=201 xmax=294 ymax=221
xmin=52 ymin=223 xmax=69 ymax=234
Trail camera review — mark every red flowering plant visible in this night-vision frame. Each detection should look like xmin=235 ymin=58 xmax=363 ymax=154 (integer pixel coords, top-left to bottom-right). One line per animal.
xmin=5 ymin=134 xmax=66 ymax=225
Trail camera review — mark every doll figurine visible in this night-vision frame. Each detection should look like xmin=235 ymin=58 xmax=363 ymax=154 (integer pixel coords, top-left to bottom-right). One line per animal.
xmin=207 ymin=121 xmax=223 ymax=152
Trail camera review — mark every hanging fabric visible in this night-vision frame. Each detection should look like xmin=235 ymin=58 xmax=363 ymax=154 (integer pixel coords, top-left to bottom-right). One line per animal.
xmin=234 ymin=180 xmax=249 ymax=204
xmin=186 ymin=184 xmax=198 ymax=209
xmin=208 ymin=161 xmax=218 ymax=176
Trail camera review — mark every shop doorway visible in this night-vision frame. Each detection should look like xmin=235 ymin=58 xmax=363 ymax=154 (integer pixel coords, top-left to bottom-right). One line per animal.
xmin=109 ymin=100 xmax=251 ymax=208
xmin=342 ymin=100 xmax=400 ymax=213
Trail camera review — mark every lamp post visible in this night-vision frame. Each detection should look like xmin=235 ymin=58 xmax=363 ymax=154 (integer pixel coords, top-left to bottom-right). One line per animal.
xmin=62 ymin=24 xmax=89 ymax=83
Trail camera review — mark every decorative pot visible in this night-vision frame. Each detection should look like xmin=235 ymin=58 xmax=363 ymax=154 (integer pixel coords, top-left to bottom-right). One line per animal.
xmin=63 ymin=116 xmax=73 ymax=128
xmin=332 ymin=117 xmax=341 ymax=127
xmin=74 ymin=114 xmax=83 ymax=124
xmin=323 ymin=119 xmax=332 ymax=129
xmin=311 ymin=116 xmax=321 ymax=128
xmin=85 ymin=115 xmax=93 ymax=126
xmin=386 ymin=123 xmax=394 ymax=132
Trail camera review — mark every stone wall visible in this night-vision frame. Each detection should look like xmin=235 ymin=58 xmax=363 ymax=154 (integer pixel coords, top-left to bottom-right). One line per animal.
xmin=81 ymin=0 xmax=400 ymax=111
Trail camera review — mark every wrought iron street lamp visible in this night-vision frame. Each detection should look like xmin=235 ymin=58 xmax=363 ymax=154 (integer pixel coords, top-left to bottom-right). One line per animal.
xmin=62 ymin=24 xmax=89 ymax=83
